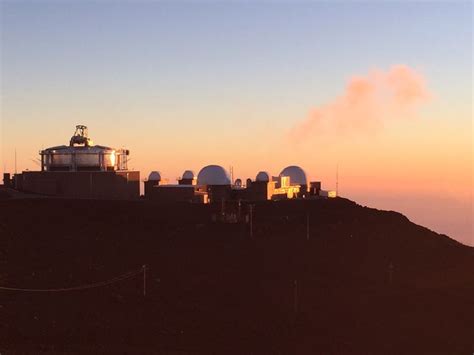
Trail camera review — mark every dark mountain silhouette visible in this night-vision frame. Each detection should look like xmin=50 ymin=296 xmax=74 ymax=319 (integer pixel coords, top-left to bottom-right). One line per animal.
xmin=0 ymin=196 xmax=472 ymax=354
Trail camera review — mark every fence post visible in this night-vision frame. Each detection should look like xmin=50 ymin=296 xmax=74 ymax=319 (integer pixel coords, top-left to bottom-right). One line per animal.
xmin=306 ymin=212 xmax=310 ymax=241
xmin=143 ymin=265 xmax=147 ymax=297
xmin=249 ymin=204 xmax=254 ymax=238
xmin=293 ymin=279 xmax=298 ymax=315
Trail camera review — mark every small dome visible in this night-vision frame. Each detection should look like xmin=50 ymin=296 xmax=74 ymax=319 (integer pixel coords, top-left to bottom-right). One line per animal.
xmin=234 ymin=178 xmax=242 ymax=187
xmin=182 ymin=170 xmax=195 ymax=180
xmin=279 ymin=165 xmax=307 ymax=185
xmin=197 ymin=165 xmax=231 ymax=186
xmin=148 ymin=171 xmax=161 ymax=181
xmin=256 ymin=171 xmax=270 ymax=182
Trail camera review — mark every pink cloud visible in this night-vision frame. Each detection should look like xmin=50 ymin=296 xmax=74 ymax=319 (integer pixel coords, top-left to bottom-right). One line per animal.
xmin=289 ymin=65 xmax=431 ymax=141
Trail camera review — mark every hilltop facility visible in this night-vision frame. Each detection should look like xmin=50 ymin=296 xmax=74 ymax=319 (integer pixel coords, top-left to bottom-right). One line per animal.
xmin=5 ymin=125 xmax=336 ymax=202
xmin=144 ymin=164 xmax=330 ymax=203
xmin=11 ymin=126 xmax=140 ymax=199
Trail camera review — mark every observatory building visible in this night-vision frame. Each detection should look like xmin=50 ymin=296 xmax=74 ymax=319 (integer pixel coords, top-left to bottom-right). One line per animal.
xmin=39 ymin=125 xmax=130 ymax=172
xmin=145 ymin=165 xmax=232 ymax=203
xmin=145 ymin=165 xmax=233 ymax=203
xmin=15 ymin=125 xmax=140 ymax=199
xmin=240 ymin=166 xmax=305 ymax=201
xmin=196 ymin=165 xmax=232 ymax=203
xmin=280 ymin=166 xmax=307 ymax=188
xmin=8 ymin=125 xmax=330 ymax=203
xmin=179 ymin=170 xmax=197 ymax=185
xmin=144 ymin=164 xmax=329 ymax=203
xmin=144 ymin=169 xmax=207 ymax=203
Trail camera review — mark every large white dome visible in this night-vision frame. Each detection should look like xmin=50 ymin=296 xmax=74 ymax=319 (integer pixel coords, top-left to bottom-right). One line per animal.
xmin=279 ymin=165 xmax=307 ymax=185
xmin=197 ymin=165 xmax=231 ymax=186
xmin=182 ymin=170 xmax=195 ymax=180
xmin=256 ymin=171 xmax=270 ymax=182
xmin=148 ymin=171 xmax=161 ymax=181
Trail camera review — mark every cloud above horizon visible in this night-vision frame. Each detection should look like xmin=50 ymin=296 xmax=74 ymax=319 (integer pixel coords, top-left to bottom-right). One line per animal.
xmin=289 ymin=65 xmax=431 ymax=142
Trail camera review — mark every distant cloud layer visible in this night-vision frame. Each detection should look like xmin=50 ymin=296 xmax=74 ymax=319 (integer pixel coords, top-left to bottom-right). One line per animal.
xmin=289 ymin=65 xmax=431 ymax=141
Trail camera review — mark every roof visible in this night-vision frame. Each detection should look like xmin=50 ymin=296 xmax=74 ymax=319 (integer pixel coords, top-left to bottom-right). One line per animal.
xmin=197 ymin=165 xmax=231 ymax=186
xmin=279 ymin=165 xmax=308 ymax=185
xmin=182 ymin=170 xmax=195 ymax=179
xmin=148 ymin=171 xmax=161 ymax=181
xmin=42 ymin=145 xmax=115 ymax=154
xmin=256 ymin=171 xmax=270 ymax=182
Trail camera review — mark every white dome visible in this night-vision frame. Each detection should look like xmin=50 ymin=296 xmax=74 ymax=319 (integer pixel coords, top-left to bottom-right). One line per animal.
xmin=182 ymin=170 xmax=195 ymax=180
xmin=148 ymin=171 xmax=161 ymax=181
xmin=197 ymin=165 xmax=231 ymax=186
xmin=279 ymin=165 xmax=307 ymax=185
xmin=256 ymin=171 xmax=270 ymax=182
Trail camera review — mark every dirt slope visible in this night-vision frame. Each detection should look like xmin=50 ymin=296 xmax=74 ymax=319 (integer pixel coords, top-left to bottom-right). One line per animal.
xmin=0 ymin=197 xmax=472 ymax=354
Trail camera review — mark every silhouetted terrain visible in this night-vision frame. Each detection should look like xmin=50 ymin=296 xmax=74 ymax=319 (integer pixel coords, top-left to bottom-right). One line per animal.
xmin=0 ymin=195 xmax=473 ymax=354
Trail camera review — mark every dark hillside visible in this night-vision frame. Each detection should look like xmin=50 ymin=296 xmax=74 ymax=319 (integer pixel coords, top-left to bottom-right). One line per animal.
xmin=0 ymin=197 xmax=472 ymax=354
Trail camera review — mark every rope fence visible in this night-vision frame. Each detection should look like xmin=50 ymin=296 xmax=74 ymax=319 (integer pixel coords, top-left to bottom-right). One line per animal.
xmin=0 ymin=265 xmax=147 ymax=293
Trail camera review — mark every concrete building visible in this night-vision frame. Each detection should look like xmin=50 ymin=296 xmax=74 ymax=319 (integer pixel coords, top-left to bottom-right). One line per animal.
xmin=146 ymin=184 xmax=207 ymax=203
xmin=196 ymin=165 xmax=232 ymax=203
xmin=178 ymin=170 xmax=197 ymax=185
xmin=145 ymin=169 xmax=207 ymax=203
xmin=144 ymin=171 xmax=162 ymax=197
xmin=15 ymin=125 xmax=140 ymax=199
xmin=241 ymin=171 xmax=276 ymax=201
xmin=279 ymin=165 xmax=308 ymax=197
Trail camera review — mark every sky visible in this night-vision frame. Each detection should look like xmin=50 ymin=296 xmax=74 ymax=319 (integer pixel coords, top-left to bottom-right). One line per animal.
xmin=0 ymin=1 xmax=472 ymax=245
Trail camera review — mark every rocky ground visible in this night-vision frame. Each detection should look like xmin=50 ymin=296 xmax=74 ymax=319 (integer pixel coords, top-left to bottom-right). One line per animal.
xmin=0 ymin=193 xmax=472 ymax=354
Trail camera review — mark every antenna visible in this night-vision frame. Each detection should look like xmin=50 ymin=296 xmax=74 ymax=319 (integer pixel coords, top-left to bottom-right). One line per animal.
xmin=30 ymin=158 xmax=41 ymax=166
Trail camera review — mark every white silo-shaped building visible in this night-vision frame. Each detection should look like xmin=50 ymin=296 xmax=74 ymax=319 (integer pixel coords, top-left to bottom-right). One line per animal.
xmin=197 ymin=165 xmax=231 ymax=203
xmin=148 ymin=171 xmax=162 ymax=182
xmin=144 ymin=170 xmax=162 ymax=197
xmin=279 ymin=165 xmax=308 ymax=195
xmin=179 ymin=170 xmax=196 ymax=185
xmin=245 ymin=170 xmax=274 ymax=200
xmin=255 ymin=171 xmax=270 ymax=182
xmin=279 ymin=166 xmax=307 ymax=185
xmin=197 ymin=165 xmax=231 ymax=186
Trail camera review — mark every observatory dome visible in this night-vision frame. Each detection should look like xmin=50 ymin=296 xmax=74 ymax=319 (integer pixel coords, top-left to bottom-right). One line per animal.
xmin=197 ymin=165 xmax=231 ymax=186
xmin=280 ymin=166 xmax=307 ymax=185
xmin=148 ymin=171 xmax=161 ymax=181
xmin=182 ymin=170 xmax=195 ymax=180
xmin=256 ymin=171 xmax=270 ymax=182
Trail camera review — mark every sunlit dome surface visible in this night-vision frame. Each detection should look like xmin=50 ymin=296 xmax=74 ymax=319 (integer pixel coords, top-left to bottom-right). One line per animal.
xmin=256 ymin=171 xmax=270 ymax=182
xmin=279 ymin=166 xmax=307 ymax=185
xmin=182 ymin=170 xmax=195 ymax=180
xmin=197 ymin=165 xmax=231 ymax=185
xmin=148 ymin=171 xmax=161 ymax=181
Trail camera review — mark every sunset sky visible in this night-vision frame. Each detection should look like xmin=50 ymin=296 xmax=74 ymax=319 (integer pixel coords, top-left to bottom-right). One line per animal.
xmin=1 ymin=1 xmax=472 ymax=245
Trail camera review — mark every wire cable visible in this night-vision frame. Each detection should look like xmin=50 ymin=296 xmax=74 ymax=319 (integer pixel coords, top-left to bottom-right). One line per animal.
xmin=0 ymin=267 xmax=144 ymax=292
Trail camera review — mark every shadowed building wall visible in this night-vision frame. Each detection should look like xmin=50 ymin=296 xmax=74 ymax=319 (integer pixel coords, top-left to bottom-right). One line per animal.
xmin=17 ymin=171 xmax=140 ymax=200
